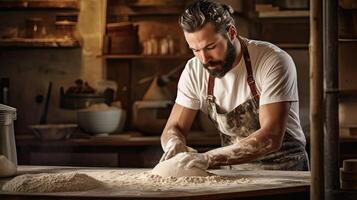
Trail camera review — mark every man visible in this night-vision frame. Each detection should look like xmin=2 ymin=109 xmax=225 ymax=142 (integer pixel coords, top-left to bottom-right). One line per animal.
xmin=160 ymin=0 xmax=309 ymax=171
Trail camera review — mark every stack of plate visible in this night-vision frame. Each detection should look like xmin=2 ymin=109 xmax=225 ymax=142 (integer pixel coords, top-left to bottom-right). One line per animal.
xmin=341 ymin=159 xmax=357 ymax=190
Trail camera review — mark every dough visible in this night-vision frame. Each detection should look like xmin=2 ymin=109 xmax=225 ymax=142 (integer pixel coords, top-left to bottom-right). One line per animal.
xmin=151 ymin=152 xmax=210 ymax=178
xmin=0 ymin=155 xmax=16 ymax=177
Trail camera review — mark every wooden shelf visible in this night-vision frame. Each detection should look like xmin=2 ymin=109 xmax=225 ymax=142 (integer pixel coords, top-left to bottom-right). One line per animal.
xmin=0 ymin=0 xmax=79 ymax=10
xmin=109 ymin=4 xmax=185 ymax=16
xmin=253 ymin=10 xmax=310 ymax=18
xmin=0 ymin=38 xmax=80 ymax=48
xmin=339 ymin=38 xmax=357 ymax=43
xmin=339 ymin=89 xmax=357 ymax=97
xmin=103 ymin=54 xmax=193 ymax=60
xmin=276 ymin=43 xmax=309 ymax=49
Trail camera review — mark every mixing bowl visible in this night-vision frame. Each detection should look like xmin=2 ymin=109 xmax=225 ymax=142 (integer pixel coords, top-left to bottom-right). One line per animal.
xmin=77 ymin=108 xmax=125 ymax=135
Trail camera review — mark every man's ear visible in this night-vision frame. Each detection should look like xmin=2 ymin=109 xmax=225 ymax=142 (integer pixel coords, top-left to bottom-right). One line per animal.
xmin=227 ymin=25 xmax=237 ymax=41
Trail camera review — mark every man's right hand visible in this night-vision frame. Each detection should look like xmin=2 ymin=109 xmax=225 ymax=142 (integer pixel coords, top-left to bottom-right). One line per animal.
xmin=160 ymin=137 xmax=197 ymax=162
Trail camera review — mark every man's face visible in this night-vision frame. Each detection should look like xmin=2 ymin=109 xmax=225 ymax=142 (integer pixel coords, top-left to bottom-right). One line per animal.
xmin=184 ymin=23 xmax=237 ymax=78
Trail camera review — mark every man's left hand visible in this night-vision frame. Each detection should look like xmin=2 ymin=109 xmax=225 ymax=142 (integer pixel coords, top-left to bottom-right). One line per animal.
xmin=178 ymin=152 xmax=210 ymax=170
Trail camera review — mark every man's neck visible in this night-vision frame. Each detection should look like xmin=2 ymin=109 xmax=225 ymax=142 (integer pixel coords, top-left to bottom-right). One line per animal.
xmin=231 ymin=38 xmax=243 ymax=69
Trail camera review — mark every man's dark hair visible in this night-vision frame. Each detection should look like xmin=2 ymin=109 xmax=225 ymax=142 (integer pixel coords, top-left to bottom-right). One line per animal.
xmin=179 ymin=0 xmax=235 ymax=34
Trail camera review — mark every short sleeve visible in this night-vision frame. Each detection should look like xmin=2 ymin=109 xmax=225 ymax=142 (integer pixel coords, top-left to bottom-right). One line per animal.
xmin=175 ymin=61 xmax=201 ymax=110
xmin=259 ymin=52 xmax=299 ymax=105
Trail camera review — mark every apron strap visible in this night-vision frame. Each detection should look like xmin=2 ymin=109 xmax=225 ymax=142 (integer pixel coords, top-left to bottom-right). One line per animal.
xmin=208 ymin=75 xmax=215 ymax=96
xmin=207 ymin=37 xmax=260 ymax=104
xmin=238 ymin=37 xmax=260 ymax=104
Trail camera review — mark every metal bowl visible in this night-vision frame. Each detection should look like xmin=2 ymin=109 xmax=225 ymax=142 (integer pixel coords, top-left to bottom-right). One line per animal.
xmin=29 ymin=124 xmax=78 ymax=140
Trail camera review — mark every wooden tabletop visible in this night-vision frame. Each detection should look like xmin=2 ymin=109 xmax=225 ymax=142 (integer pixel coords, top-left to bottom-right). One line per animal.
xmin=0 ymin=165 xmax=310 ymax=200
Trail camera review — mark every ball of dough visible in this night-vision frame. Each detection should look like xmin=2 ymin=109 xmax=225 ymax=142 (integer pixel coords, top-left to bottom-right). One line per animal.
xmin=151 ymin=152 xmax=210 ymax=178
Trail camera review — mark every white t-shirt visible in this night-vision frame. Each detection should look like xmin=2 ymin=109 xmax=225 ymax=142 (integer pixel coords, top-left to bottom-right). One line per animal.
xmin=176 ymin=39 xmax=306 ymax=146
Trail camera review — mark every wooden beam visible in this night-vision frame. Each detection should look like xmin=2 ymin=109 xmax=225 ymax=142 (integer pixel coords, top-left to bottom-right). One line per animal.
xmin=310 ymin=0 xmax=324 ymax=199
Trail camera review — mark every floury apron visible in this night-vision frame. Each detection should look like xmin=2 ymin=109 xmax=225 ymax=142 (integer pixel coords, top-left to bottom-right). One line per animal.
xmin=206 ymin=37 xmax=309 ymax=170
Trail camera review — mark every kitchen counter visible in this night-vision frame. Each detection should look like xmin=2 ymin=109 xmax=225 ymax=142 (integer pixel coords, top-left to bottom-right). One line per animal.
xmin=0 ymin=165 xmax=310 ymax=200
xmin=16 ymin=131 xmax=221 ymax=147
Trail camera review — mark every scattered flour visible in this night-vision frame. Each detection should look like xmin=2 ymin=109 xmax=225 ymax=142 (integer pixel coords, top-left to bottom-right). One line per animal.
xmin=89 ymin=170 xmax=251 ymax=192
xmin=2 ymin=172 xmax=102 ymax=193
xmin=0 ymin=155 xmax=16 ymax=177
xmin=1 ymin=170 xmax=251 ymax=193
xmin=151 ymin=152 xmax=210 ymax=178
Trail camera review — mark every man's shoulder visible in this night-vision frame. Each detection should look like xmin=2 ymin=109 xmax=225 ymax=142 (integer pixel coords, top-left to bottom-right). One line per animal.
xmin=247 ymin=39 xmax=283 ymax=54
xmin=184 ymin=57 xmax=207 ymax=74
xmin=246 ymin=38 xmax=292 ymax=64
xmin=186 ymin=56 xmax=201 ymax=68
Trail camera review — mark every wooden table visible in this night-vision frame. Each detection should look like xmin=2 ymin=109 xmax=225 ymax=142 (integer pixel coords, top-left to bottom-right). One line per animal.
xmin=0 ymin=165 xmax=310 ymax=200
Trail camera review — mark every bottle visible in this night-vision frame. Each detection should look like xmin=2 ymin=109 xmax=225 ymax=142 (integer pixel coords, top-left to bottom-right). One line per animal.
xmin=160 ymin=37 xmax=169 ymax=55
xmin=149 ymin=35 xmax=159 ymax=55
xmin=167 ymin=35 xmax=175 ymax=55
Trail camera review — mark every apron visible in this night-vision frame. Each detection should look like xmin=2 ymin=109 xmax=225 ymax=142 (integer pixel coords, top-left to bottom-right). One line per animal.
xmin=206 ymin=37 xmax=309 ymax=171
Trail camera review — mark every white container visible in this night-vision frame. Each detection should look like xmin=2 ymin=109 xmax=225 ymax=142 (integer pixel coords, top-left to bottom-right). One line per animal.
xmin=0 ymin=104 xmax=17 ymax=177
xmin=77 ymin=108 xmax=125 ymax=135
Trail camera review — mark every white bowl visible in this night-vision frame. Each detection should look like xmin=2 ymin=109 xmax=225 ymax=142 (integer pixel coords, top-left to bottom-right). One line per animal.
xmin=77 ymin=108 xmax=125 ymax=135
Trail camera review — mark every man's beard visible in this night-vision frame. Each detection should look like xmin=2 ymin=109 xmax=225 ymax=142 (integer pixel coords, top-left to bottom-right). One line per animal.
xmin=203 ymin=39 xmax=237 ymax=78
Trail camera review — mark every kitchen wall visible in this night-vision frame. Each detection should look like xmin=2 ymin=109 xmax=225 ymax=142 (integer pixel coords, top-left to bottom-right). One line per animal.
xmin=0 ymin=0 xmax=106 ymax=133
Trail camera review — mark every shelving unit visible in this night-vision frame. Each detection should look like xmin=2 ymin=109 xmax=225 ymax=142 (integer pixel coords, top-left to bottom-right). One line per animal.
xmin=0 ymin=0 xmax=80 ymax=48
xmin=339 ymin=89 xmax=357 ymax=97
xmin=241 ymin=1 xmax=309 ymax=50
xmin=103 ymin=0 xmax=193 ymax=132
xmin=276 ymin=43 xmax=309 ymax=49
xmin=103 ymin=54 xmax=192 ymax=60
xmin=0 ymin=0 xmax=79 ymax=10
xmin=0 ymin=38 xmax=80 ymax=48
xmin=338 ymin=3 xmax=357 ymax=134
xmin=253 ymin=10 xmax=309 ymax=18
xmin=333 ymin=2 xmax=357 ymax=198
xmin=109 ymin=5 xmax=185 ymax=17
xmin=339 ymin=38 xmax=357 ymax=43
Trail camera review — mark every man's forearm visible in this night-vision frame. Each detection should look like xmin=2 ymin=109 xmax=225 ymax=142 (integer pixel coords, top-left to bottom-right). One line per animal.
xmin=205 ymin=130 xmax=282 ymax=167
xmin=161 ymin=126 xmax=186 ymax=150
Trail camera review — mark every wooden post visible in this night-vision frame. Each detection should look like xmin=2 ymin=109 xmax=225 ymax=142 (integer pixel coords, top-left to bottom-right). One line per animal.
xmin=310 ymin=0 xmax=324 ymax=199
xmin=323 ymin=0 xmax=340 ymax=199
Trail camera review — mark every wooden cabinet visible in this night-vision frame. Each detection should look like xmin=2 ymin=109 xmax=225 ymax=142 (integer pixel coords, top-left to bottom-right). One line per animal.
xmin=0 ymin=0 xmax=80 ymax=48
xmin=338 ymin=5 xmax=357 ymax=149
xmin=241 ymin=1 xmax=309 ymax=49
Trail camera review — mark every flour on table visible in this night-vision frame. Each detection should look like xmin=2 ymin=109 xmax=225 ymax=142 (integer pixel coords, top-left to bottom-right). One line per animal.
xmin=1 ymin=169 xmax=253 ymax=193
xmin=151 ymin=152 xmax=210 ymax=178
xmin=0 ymin=155 xmax=16 ymax=177
xmin=2 ymin=172 xmax=102 ymax=193
xmin=89 ymin=170 xmax=251 ymax=192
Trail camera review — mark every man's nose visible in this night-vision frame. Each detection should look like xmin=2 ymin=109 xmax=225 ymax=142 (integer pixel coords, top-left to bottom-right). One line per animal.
xmin=200 ymin=51 xmax=211 ymax=64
